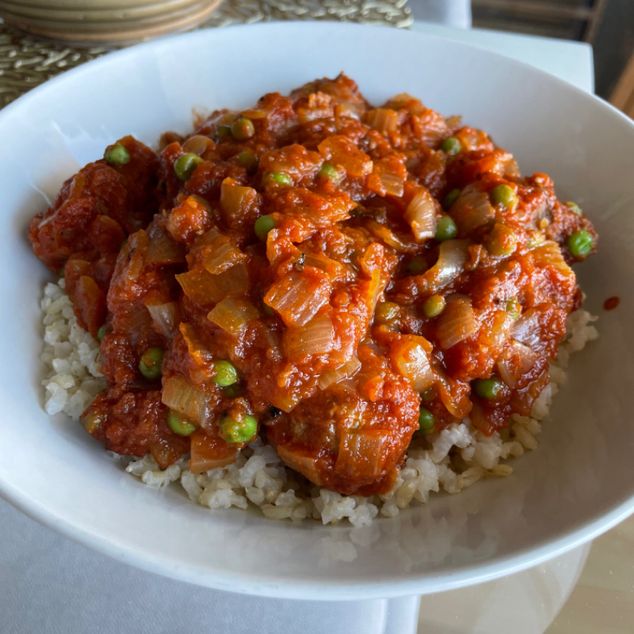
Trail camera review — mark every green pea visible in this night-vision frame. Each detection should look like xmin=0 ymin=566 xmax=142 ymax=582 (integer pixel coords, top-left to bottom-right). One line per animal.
xmin=441 ymin=137 xmax=462 ymax=156
xmin=167 ymin=410 xmax=196 ymax=436
xmin=219 ymin=414 xmax=258 ymax=444
xmin=423 ymin=294 xmax=446 ymax=318
xmin=435 ymin=215 xmax=458 ymax=241
xmin=213 ymin=359 xmax=239 ymax=387
xmin=104 ymin=143 xmax=130 ymax=166
xmin=407 ymin=255 xmax=427 ymax=275
xmin=318 ymin=162 xmax=342 ymax=181
xmin=222 ymin=384 xmax=242 ymax=398
xmin=215 ymin=124 xmax=232 ymax=141
xmin=443 ymin=188 xmax=461 ymax=209
xmin=490 ymin=184 xmax=518 ymax=210
xmin=567 ymin=229 xmax=594 ymax=259
xmin=264 ymin=171 xmax=292 ymax=187
xmin=505 ymin=299 xmax=521 ymax=319
xmin=231 ymin=117 xmax=255 ymax=140
xmin=418 ymin=407 xmax=436 ymax=433
xmin=236 ymin=148 xmax=258 ymax=172
xmin=254 ymin=214 xmax=276 ymax=241
xmin=174 ymin=153 xmax=203 ymax=181
xmin=473 ymin=377 xmax=505 ymax=400
xmin=97 ymin=325 xmax=107 ymax=342
xmin=375 ymin=301 xmax=400 ymax=324
xmin=565 ymin=201 xmax=582 ymax=215
xmin=138 ymin=347 xmax=164 ymax=380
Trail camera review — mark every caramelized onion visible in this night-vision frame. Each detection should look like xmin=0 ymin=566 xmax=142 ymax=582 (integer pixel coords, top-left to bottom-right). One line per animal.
xmin=264 ymin=269 xmax=332 ymax=328
xmin=162 ymin=376 xmax=210 ymax=425
xmin=365 ymin=219 xmax=419 ymax=253
xmin=207 ymin=297 xmax=259 ymax=337
xmin=511 ymin=309 xmax=541 ymax=349
xmin=190 ymin=430 xmax=237 ymax=474
xmin=146 ymin=302 xmax=178 ymax=338
xmin=192 ymin=227 xmax=246 ymax=275
xmin=436 ymin=296 xmax=478 ymax=349
xmin=335 ymin=430 xmax=389 ymax=480
xmin=404 ymin=188 xmax=438 ymax=242
xmin=317 ymin=135 xmax=373 ymax=178
xmin=496 ymin=340 xmax=538 ymax=388
xmin=415 ymin=239 xmax=468 ymax=294
xmin=365 ymin=108 xmax=400 ymax=135
xmin=450 ymin=185 xmax=494 ymax=234
xmin=284 ymin=313 xmax=335 ymax=359
xmin=176 ymin=263 xmax=249 ymax=306
xmin=390 ymin=335 xmax=435 ymax=392
xmin=318 ymin=356 xmax=362 ymax=390
xmin=220 ymin=178 xmax=258 ymax=219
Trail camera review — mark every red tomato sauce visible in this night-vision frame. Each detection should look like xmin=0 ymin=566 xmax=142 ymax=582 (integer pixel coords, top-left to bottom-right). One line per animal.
xmin=28 ymin=74 xmax=597 ymax=495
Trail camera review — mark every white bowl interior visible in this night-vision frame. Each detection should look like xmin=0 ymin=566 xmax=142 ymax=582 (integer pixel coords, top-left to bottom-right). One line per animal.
xmin=0 ymin=23 xmax=633 ymax=599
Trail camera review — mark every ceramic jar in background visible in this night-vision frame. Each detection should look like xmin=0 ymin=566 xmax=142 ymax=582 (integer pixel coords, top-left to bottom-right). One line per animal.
xmin=0 ymin=0 xmax=221 ymax=45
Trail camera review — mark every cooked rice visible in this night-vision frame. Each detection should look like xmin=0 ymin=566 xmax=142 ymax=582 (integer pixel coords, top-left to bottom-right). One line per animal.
xmin=39 ymin=278 xmax=598 ymax=527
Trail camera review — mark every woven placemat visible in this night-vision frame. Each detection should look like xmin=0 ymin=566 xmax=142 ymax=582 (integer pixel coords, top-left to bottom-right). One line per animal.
xmin=0 ymin=0 xmax=411 ymax=107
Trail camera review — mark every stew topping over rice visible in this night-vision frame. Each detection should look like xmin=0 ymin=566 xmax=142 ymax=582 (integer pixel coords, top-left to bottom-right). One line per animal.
xmin=29 ymin=74 xmax=597 ymax=496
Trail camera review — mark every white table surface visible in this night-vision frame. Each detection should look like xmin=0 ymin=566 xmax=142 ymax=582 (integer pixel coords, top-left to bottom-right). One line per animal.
xmin=0 ymin=21 xmax=600 ymax=634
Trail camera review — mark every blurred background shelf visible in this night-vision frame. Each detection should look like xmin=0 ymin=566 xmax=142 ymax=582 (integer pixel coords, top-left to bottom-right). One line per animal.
xmin=469 ymin=0 xmax=633 ymax=106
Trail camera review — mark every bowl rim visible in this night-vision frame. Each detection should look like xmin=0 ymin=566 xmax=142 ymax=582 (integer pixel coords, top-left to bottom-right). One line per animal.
xmin=1 ymin=21 xmax=633 ymax=600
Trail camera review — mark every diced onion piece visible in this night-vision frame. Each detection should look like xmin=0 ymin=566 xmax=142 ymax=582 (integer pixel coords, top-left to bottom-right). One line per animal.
xmin=241 ymin=108 xmax=268 ymax=120
xmin=531 ymin=240 xmax=575 ymax=277
xmin=178 ymin=323 xmax=215 ymax=383
xmin=454 ymin=127 xmax=494 ymax=152
xmin=318 ymin=355 xmax=362 ymax=390
xmin=436 ymin=296 xmax=478 ymax=349
xmin=264 ymin=268 xmax=332 ymax=328
xmin=404 ymin=188 xmax=439 ymax=242
xmin=166 ymin=195 xmax=211 ymax=244
xmin=365 ymin=108 xmax=400 ymax=135
xmin=335 ymin=429 xmax=389 ymax=480
xmin=436 ymin=374 xmax=472 ymax=419
xmin=511 ymin=309 xmax=542 ymax=349
xmin=276 ymin=445 xmax=323 ymax=485
xmin=268 ymin=388 xmax=304 ymax=414
xmin=469 ymin=402 xmax=495 ymax=435
xmin=303 ymin=252 xmax=350 ymax=282
xmin=450 ymin=185 xmax=495 ymax=234
xmin=317 ymin=135 xmax=373 ymax=178
xmin=365 ymin=219 xmax=419 ymax=253
xmin=182 ymin=134 xmax=214 ymax=157
xmin=162 ymin=375 xmax=210 ymax=425
xmin=190 ymin=430 xmax=237 ymax=474
xmin=415 ymin=239 xmax=468 ymax=294
xmin=367 ymin=155 xmax=407 ymax=197
xmin=283 ymin=313 xmax=335 ymax=359
xmin=146 ymin=302 xmax=178 ymax=338
xmin=220 ymin=177 xmax=258 ymax=220
xmin=176 ymin=263 xmax=249 ymax=306
xmin=192 ymin=227 xmax=246 ymax=275
xmin=390 ymin=335 xmax=435 ymax=392
xmin=111 ymin=302 xmax=153 ymax=347
xmin=207 ymin=297 xmax=259 ymax=337
xmin=356 ymin=243 xmax=390 ymax=315
xmin=146 ymin=224 xmax=185 ymax=265
xmin=496 ymin=340 xmax=538 ymax=388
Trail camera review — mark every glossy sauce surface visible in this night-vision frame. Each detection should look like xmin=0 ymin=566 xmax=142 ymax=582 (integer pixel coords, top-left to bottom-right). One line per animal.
xmin=28 ymin=75 xmax=596 ymax=495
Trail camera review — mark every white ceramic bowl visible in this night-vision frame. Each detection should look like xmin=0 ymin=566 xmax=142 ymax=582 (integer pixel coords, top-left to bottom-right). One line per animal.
xmin=0 ymin=22 xmax=633 ymax=600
